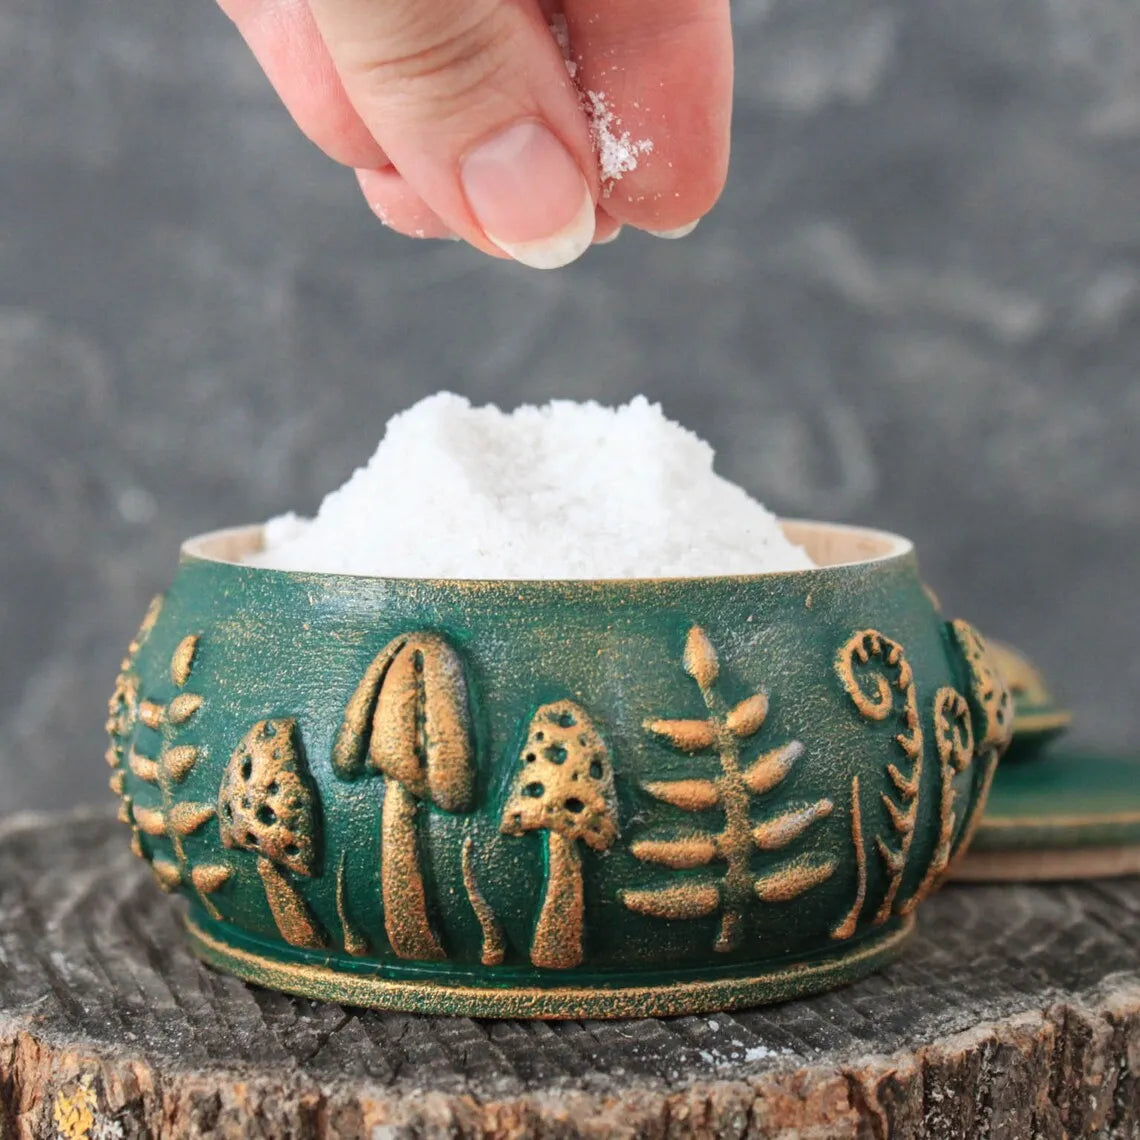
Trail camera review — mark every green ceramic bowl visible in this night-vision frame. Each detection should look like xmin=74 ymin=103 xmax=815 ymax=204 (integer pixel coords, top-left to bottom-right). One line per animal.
xmin=106 ymin=520 xmax=1012 ymax=1018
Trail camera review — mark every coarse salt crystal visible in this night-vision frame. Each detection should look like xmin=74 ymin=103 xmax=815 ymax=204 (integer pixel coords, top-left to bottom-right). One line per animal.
xmin=248 ymin=394 xmax=815 ymax=580
xmin=584 ymin=90 xmax=654 ymax=188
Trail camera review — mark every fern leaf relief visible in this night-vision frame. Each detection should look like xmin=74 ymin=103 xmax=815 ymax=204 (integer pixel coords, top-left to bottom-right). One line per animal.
xmin=754 ymin=859 xmax=836 ymax=903
xmin=643 ymin=778 xmax=721 ymax=811
xmin=752 ymin=800 xmax=834 ymax=850
xmin=630 ymin=836 xmax=719 ymax=869
xmin=621 ymin=883 xmax=721 ymax=920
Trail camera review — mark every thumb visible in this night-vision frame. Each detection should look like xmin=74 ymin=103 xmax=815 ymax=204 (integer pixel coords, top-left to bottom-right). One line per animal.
xmin=307 ymin=0 xmax=598 ymax=268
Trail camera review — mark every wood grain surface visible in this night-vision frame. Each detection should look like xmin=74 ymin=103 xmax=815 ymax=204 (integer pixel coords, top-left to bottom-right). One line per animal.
xmin=1 ymin=809 xmax=1138 ymax=1138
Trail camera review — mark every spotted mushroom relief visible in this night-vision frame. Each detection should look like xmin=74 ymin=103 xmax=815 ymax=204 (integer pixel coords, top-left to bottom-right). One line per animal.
xmin=248 ymin=393 xmax=815 ymax=579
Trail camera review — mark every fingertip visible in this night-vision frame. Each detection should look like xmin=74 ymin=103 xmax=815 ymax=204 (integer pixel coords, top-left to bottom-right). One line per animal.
xmin=565 ymin=0 xmax=732 ymax=231
xmin=355 ymin=168 xmax=457 ymax=240
xmin=309 ymin=0 xmax=600 ymax=265
xmin=594 ymin=212 xmax=623 ymax=244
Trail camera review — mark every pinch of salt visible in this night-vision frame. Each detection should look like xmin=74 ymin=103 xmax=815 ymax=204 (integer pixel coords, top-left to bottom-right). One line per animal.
xmin=584 ymin=89 xmax=654 ymax=187
xmin=549 ymin=16 xmax=653 ymax=187
xmin=249 ymin=394 xmax=816 ymax=580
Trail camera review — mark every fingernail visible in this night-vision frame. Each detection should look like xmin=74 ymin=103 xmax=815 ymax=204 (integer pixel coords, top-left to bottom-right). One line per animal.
xmin=410 ymin=227 xmax=462 ymax=241
xmin=648 ymin=220 xmax=700 ymax=240
xmin=461 ymin=121 xmax=595 ymax=269
xmin=596 ymin=226 xmax=623 ymax=245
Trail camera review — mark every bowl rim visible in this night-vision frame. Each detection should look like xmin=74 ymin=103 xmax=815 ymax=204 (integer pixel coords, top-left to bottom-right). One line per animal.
xmin=179 ymin=519 xmax=916 ymax=587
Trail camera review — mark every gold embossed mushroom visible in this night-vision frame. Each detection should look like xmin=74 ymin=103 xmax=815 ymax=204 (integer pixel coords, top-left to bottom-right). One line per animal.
xmin=332 ymin=633 xmax=475 ymax=961
xmin=500 ymin=700 xmax=619 ymax=969
xmin=219 ymin=719 xmax=325 ymax=949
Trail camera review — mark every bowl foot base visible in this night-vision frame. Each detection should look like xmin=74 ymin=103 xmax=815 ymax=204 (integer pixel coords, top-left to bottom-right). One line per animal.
xmin=186 ymin=912 xmax=915 ymax=1019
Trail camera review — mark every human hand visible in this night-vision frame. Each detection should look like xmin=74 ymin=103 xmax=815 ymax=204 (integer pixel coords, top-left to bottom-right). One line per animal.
xmin=216 ymin=0 xmax=733 ymax=268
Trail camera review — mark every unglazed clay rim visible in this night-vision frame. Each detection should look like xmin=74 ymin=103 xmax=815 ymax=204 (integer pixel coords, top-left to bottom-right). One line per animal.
xmin=180 ymin=518 xmax=915 ymax=584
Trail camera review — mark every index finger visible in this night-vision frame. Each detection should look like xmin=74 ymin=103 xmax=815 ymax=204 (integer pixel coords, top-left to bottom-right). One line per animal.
xmin=563 ymin=0 xmax=732 ymax=234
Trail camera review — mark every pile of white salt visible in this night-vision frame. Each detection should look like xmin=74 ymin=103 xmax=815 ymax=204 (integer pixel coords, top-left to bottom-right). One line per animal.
xmin=249 ymin=394 xmax=814 ymax=579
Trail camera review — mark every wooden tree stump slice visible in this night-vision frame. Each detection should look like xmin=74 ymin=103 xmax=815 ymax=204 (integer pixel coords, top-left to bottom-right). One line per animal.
xmin=1 ymin=809 xmax=1139 ymax=1139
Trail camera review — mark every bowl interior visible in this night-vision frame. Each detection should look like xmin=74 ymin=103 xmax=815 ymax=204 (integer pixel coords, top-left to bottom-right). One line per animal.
xmin=182 ymin=519 xmax=913 ymax=581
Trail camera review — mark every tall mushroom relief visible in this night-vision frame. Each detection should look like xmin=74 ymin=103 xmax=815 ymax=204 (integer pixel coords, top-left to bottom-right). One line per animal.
xmin=332 ymin=632 xmax=475 ymax=961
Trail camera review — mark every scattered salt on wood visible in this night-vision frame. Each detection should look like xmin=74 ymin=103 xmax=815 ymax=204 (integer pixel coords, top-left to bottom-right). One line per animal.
xmin=249 ymin=394 xmax=815 ymax=580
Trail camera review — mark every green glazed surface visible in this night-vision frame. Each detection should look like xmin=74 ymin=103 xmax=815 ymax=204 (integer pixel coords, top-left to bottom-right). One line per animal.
xmin=972 ymin=747 xmax=1140 ymax=852
xmin=106 ymin=521 xmax=1010 ymax=1018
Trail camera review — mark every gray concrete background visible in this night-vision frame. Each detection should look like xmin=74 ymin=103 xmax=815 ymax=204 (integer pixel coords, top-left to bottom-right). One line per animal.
xmin=1 ymin=0 xmax=1137 ymax=813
